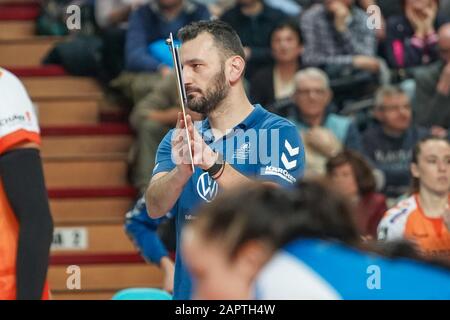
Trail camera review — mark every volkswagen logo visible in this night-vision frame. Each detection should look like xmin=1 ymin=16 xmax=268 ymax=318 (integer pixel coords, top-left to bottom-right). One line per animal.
xmin=196 ymin=172 xmax=218 ymax=203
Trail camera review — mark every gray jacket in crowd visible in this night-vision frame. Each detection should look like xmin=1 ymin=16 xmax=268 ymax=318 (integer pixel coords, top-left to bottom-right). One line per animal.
xmin=413 ymin=60 xmax=450 ymax=129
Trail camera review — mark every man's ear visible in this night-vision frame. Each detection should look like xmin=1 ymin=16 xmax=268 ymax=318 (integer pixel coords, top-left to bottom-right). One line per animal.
xmin=227 ymin=56 xmax=246 ymax=84
xmin=234 ymin=241 xmax=272 ymax=282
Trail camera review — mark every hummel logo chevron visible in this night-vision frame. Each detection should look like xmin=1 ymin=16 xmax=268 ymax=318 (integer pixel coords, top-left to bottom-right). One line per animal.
xmin=285 ymin=140 xmax=300 ymax=156
xmin=282 ymin=154 xmax=297 ymax=170
xmin=281 ymin=140 xmax=299 ymax=170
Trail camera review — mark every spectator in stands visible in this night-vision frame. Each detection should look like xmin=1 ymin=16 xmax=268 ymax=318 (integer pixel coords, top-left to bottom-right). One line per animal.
xmin=196 ymin=0 xmax=303 ymax=18
xmin=129 ymin=73 xmax=178 ymax=193
xmin=125 ymin=197 xmax=175 ymax=293
xmin=288 ymin=68 xmax=362 ymax=177
xmin=300 ymin=0 xmax=379 ymax=74
xmin=194 ymin=0 xmax=236 ymax=18
xmin=264 ymin=0 xmax=302 ymax=17
xmin=112 ymin=0 xmax=210 ymax=103
xmin=378 ymin=136 xmax=450 ymax=260
xmin=125 ymin=0 xmax=210 ymax=73
xmin=95 ymin=0 xmax=150 ymax=80
xmin=129 ymin=72 xmax=202 ymax=193
xmin=182 ymin=181 xmax=450 ymax=300
xmin=220 ymin=0 xmax=288 ymax=78
xmin=384 ymin=0 xmax=449 ymax=71
xmin=358 ymin=0 xmax=402 ymax=19
xmin=413 ymin=23 xmax=450 ymax=129
xmin=356 ymin=0 xmax=386 ymax=42
xmin=362 ymin=85 xmax=432 ymax=199
xmin=250 ymin=20 xmax=303 ymax=114
xmin=96 ymin=0 xmax=148 ymax=29
xmin=308 ymin=0 xmax=399 ymax=12
xmin=442 ymin=0 xmax=450 ymax=16
xmin=326 ymin=150 xmax=387 ymax=238
xmin=297 ymin=0 xmax=321 ymax=9
xmin=300 ymin=0 xmax=380 ymax=109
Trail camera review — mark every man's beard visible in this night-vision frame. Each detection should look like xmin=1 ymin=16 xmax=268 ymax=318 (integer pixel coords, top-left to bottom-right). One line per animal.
xmin=186 ymin=67 xmax=229 ymax=115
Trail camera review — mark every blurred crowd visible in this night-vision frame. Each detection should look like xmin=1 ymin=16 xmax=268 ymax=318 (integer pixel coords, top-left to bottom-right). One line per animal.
xmin=38 ymin=0 xmax=449 ymax=203
xmin=33 ymin=0 xmax=450 ymax=296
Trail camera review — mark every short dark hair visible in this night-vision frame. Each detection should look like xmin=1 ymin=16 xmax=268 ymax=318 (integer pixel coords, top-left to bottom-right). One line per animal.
xmin=191 ymin=180 xmax=360 ymax=260
xmin=326 ymin=150 xmax=377 ymax=195
xmin=177 ymin=20 xmax=246 ymax=60
xmin=270 ymin=19 xmax=303 ymax=45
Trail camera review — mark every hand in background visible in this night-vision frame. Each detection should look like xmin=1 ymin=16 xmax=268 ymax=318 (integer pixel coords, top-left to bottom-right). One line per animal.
xmin=304 ymin=127 xmax=341 ymax=158
xmin=353 ymin=55 xmax=381 ymax=73
xmin=329 ymin=1 xmax=351 ymax=32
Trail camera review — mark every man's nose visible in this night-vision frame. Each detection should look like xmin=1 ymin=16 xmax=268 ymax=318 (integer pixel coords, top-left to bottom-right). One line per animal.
xmin=182 ymin=67 xmax=193 ymax=85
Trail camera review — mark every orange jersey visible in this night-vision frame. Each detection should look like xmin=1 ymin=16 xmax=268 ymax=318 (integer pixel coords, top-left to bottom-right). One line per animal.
xmin=0 ymin=182 xmax=49 ymax=300
xmin=0 ymin=67 xmax=49 ymax=299
xmin=378 ymin=194 xmax=450 ymax=259
xmin=0 ymin=67 xmax=40 ymax=152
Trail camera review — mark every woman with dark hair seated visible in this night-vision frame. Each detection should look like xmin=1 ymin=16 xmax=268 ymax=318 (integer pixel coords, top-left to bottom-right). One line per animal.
xmin=182 ymin=180 xmax=450 ymax=300
xmin=249 ymin=19 xmax=303 ymax=115
xmin=326 ymin=150 xmax=387 ymax=238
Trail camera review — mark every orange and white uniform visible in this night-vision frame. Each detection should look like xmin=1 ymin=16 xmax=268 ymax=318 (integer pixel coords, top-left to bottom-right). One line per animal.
xmin=377 ymin=194 xmax=450 ymax=259
xmin=0 ymin=67 xmax=40 ymax=152
xmin=0 ymin=67 xmax=49 ymax=299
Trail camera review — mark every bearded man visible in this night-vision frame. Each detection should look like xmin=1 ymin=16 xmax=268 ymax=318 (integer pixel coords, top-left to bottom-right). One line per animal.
xmin=144 ymin=20 xmax=305 ymax=300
